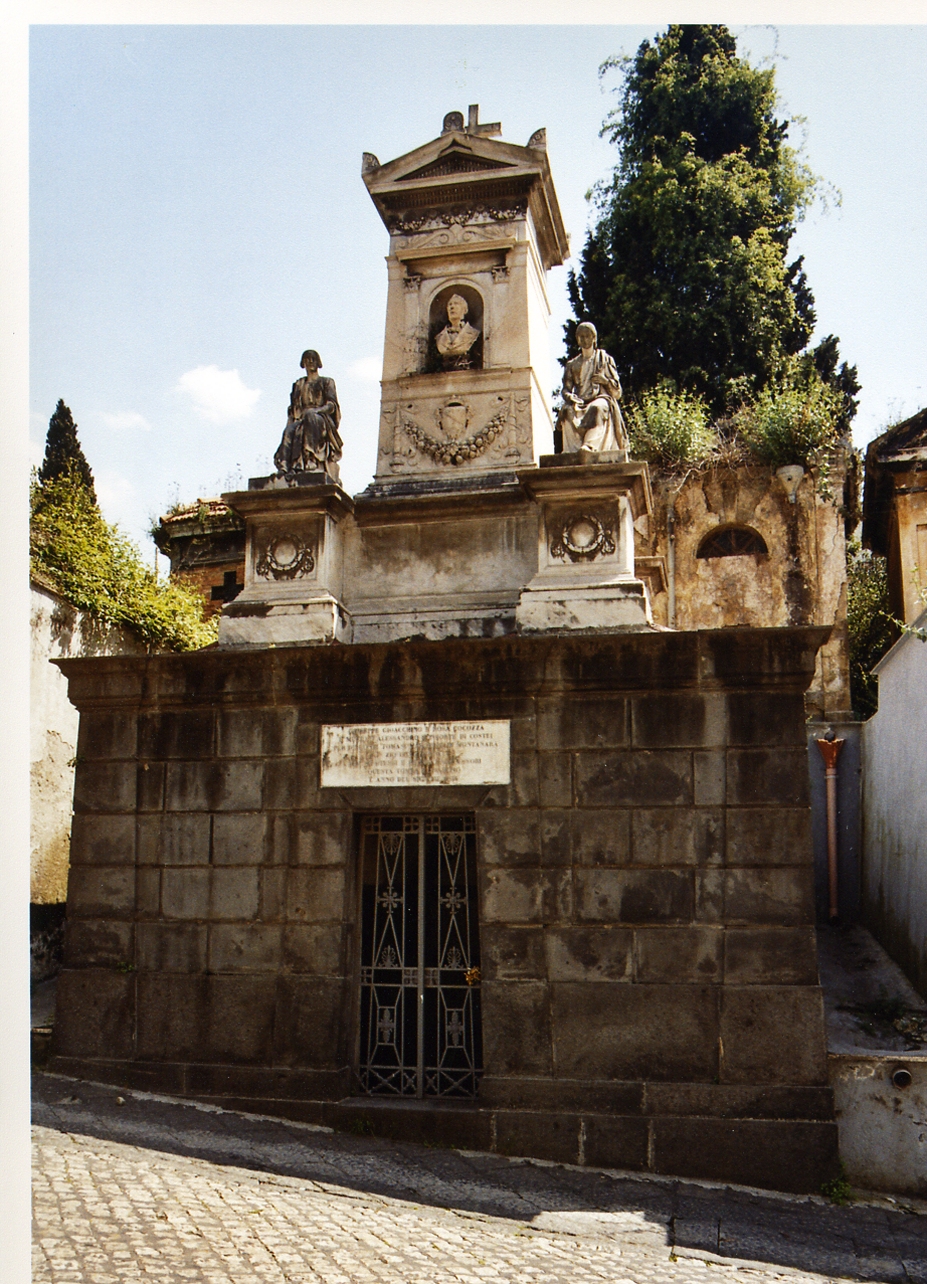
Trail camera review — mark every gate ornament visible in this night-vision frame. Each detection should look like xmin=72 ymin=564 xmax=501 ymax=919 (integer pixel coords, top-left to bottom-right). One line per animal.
xmin=359 ymin=814 xmax=482 ymax=1099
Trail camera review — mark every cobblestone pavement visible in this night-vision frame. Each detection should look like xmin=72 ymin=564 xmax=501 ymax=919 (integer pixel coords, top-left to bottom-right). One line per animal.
xmin=32 ymin=1073 xmax=927 ymax=1284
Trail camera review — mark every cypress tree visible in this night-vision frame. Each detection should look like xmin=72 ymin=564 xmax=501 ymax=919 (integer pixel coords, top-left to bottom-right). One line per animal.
xmin=568 ymin=24 xmax=854 ymax=419
xmin=39 ymin=400 xmax=97 ymax=502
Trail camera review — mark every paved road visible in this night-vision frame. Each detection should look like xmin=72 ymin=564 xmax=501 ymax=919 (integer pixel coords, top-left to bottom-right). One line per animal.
xmin=32 ymin=1073 xmax=927 ymax=1284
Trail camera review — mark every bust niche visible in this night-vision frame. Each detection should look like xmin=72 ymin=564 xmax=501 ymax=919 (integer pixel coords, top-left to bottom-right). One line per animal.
xmin=425 ymin=284 xmax=484 ymax=374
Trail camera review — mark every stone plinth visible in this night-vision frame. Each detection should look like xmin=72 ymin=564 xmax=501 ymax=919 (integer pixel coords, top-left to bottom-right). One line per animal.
xmin=516 ymin=457 xmax=654 ymax=632
xmin=52 ymin=626 xmax=839 ymax=1194
xmin=217 ymin=461 xmax=666 ymax=648
xmin=217 ymin=477 xmax=353 ymax=646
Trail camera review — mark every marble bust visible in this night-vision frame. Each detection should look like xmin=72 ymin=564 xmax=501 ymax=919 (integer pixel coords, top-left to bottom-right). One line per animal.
xmin=274 ymin=349 xmax=343 ymax=479
xmin=435 ymin=294 xmax=481 ymax=371
xmin=556 ymin=322 xmax=628 ymax=458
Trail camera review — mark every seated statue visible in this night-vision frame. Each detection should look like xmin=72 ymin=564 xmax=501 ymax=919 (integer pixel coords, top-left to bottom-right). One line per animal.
xmin=274 ymin=350 xmax=343 ymax=480
xmin=434 ymin=294 xmax=481 ymax=370
xmin=556 ymin=322 xmax=629 ymax=458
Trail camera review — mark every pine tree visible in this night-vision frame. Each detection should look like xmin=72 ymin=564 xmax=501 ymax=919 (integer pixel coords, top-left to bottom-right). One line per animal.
xmin=38 ymin=400 xmax=97 ymax=502
xmin=568 ymin=25 xmax=854 ymax=419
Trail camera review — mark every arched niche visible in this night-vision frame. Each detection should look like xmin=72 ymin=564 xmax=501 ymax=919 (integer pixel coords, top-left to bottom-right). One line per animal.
xmin=425 ymin=283 xmax=484 ymax=373
xmin=696 ymin=525 xmax=768 ymax=559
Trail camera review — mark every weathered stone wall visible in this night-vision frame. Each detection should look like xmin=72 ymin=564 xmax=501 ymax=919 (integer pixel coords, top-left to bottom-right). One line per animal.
xmin=51 ymin=628 xmax=838 ymax=1192
xmin=638 ymin=463 xmax=851 ymax=720
xmin=861 ymin=620 xmax=927 ymax=996
xmin=30 ymin=581 xmax=147 ymax=906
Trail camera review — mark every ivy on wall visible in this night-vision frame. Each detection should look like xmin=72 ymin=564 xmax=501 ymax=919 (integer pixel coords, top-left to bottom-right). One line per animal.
xmin=31 ymin=466 xmax=217 ymax=652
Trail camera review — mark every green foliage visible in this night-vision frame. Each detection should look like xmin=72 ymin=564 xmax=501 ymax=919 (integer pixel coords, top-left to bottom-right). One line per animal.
xmin=846 ymin=540 xmax=895 ymax=719
xmin=31 ymin=466 xmax=217 ymax=652
xmin=808 ymin=334 xmax=860 ymax=434
xmin=626 ymin=381 xmax=718 ymax=466
xmin=821 ymin=1165 xmax=854 ymax=1206
xmin=567 ymin=25 xmax=856 ymax=419
xmin=39 ymin=400 xmax=97 ymax=501
xmin=730 ymin=359 xmax=843 ymax=469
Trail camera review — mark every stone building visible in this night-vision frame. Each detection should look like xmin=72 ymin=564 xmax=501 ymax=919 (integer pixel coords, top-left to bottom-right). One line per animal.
xmin=859 ymin=406 xmax=927 ymax=995
xmin=637 ymin=459 xmax=854 ymax=722
xmin=863 ymin=406 xmax=927 ymax=626
xmin=153 ymin=499 xmax=245 ymax=618
xmin=50 ymin=109 xmax=840 ymax=1193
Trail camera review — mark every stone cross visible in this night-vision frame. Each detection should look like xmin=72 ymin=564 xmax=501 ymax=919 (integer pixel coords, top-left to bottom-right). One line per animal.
xmin=210 ymin=571 xmax=242 ymax=603
xmin=441 ymin=104 xmax=502 ymax=137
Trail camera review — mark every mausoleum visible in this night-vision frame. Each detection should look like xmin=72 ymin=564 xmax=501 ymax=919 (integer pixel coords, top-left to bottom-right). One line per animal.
xmin=51 ymin=109 xmax=839 ymax=1193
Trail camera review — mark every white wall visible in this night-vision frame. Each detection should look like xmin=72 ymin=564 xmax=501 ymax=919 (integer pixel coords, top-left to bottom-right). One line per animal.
xmin=30 ymin=581 xmax=146 ymax=903
xmin=861 ymin=613 xmax=927 ymax=995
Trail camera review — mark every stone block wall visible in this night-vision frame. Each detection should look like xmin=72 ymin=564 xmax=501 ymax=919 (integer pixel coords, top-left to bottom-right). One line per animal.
xmin=639 ymin=463 xmax=852 ymax=720
xmin=30 ymin=580 xmax=147 ymax=915
xmin=52 ymin=628 xmax=838 ymax=1192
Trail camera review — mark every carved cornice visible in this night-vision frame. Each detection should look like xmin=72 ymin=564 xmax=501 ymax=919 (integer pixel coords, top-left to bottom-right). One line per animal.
xmin=387 ymin=203 xmax=526 ymax=235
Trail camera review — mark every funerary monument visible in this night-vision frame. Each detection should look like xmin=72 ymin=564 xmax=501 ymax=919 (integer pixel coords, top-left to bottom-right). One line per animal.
xmin=51 ymin=108 xmax=839 ymax=1193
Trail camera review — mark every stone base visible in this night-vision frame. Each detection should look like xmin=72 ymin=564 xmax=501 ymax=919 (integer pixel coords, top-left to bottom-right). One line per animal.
xmin=516 ymin=581 xmax=652 ymax=633
xmin=538 ymin=450 xmax=629 ymax=468
xmin=54 ymin=627 xmax=836 ymax=1197
xmin=44 ymin=1054 xmax=839 ymax=1194
xmin=248 ymin=468 xmax=339 ymax=489
xmin=217 ymin=595 xmax=352 ymax=646
xmin=352 ymin=606 xmax=517 ymax=644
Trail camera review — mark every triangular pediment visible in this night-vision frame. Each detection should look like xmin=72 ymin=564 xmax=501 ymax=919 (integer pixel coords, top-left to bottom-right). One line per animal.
xmin=363 ymin=125 xmax=569 ymax=270
xmin=400 ymin=148 xmax=514 ymax=183
xmin=872 ymin=406 xmax=927 ymax=462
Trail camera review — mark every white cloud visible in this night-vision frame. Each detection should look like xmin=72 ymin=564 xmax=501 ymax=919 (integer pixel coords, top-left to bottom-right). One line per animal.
xmin=101 ymin=410 xmax=151 ymax=432
xmin=175 ymin=365 xmax=261 ymax=423
xmin=348 ymin=357 xmax=382 ymax=383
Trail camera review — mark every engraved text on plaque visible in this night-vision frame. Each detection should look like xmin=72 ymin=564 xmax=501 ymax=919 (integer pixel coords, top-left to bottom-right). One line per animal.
xmin=320 ymin=720 xmax=511 ymax=788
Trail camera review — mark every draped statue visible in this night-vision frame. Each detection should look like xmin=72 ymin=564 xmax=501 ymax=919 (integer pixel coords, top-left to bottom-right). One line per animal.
xmin=274 ymin=350 xmax=343 ymax=479
xmin=556 ymin=322 xmax=629 ymax=459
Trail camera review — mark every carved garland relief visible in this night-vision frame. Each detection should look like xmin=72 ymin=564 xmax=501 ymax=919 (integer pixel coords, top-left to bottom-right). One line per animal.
xmin=388 ymin=203 xmax=526 ymax=236
xmin=400 ymin=398 xmax=508 ymax=466
xmin=550 ymin=513 xmax=617 ymax=563
xmin=255 ymin=532 xmax=316 ymax=580
xmin=394 ymin=223 xmax=516 ymax=252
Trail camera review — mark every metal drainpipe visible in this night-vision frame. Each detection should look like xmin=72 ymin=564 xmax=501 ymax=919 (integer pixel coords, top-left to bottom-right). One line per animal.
xmin=816 ymin=732 xmax=845 ymax=922
xmin=667 ymin=495 xmax=677 ymax=629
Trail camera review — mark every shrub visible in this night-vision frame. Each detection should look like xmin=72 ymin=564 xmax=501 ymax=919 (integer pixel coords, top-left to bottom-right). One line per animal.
xmin=626 ymin=381 xmax=718 ymax=467
xmin=846 ymin=540 xmax=894 ymax=718
xmin=31 ymin=466 xmax=217 ymax=652
xmin=732 ymin=364 xmax=843 ymax=469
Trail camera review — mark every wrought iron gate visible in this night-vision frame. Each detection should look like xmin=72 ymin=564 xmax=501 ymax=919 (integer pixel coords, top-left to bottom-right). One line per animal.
xmin=358 ymin=815 xmax=482 ymax=1098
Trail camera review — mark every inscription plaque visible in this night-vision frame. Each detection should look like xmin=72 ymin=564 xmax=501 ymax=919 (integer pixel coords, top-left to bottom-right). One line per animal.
xmin=320 ymin=720 xmax=511 ymax=788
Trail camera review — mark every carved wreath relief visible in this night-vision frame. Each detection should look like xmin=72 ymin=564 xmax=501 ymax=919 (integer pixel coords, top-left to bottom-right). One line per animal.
xmin=550 ymin=512 xmax=617 ymax=563
xmin=255 ymin=532 xmax=315 ymax=580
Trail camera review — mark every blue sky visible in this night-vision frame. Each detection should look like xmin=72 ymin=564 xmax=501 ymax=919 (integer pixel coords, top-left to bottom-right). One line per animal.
xmin=29 ymin=24 xmax=927 ymax=556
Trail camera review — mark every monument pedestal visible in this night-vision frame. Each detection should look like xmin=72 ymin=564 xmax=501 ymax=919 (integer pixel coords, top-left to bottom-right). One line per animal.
xmin=217 ymin=475 xmax=353 ymax=646
xmin=515 ymin=457 xmax=654 ymax=633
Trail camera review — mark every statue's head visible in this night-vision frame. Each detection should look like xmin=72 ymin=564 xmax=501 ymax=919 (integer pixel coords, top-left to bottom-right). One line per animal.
xmin=446 ymin=294 xmax=469 ymax=324
xmin=576 ymin=322 xmax=597 ymax=348
xmin=300 ymin=349 xmax=322 ymax=371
